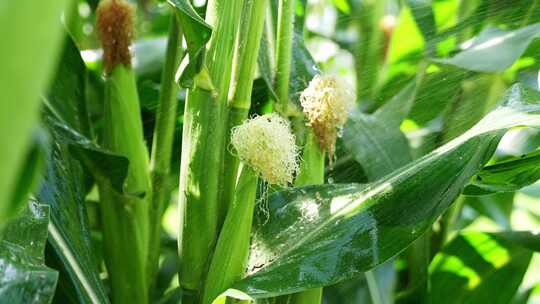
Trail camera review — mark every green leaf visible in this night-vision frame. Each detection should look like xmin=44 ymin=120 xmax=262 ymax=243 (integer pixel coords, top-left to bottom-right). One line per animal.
xmin=462 ymin=193 xmax=514 ymax=229
xmin=341 ymin=76 xmax=418 ymax=304
xmin=408 ymin=68 xmax=466 ymax=126
xmin=158 ymin=287 xmax=183 ymax=304
xmin=46 ymin=37 xmax=90 ymax=136
xmin=37 ymin=127 xmax=109 ymax=304
xmin=0 ymin=0 xmax=70 ymax=226
xmin=511 ymin=284 xmax=539 ymax=304
xmin=374 ymin=82 xmax=418 ymax=127
xmin=289 ymin=29 xmax=319 ymax=109
xmin=235 ymin=136 xmax=498 ymax=298
xmin=0 ymin=202 xmax=58 ymax=303
xmin=404 ymin=0 xmax=437 ymax=42
xmin=43 ymin=37 xmax=130 ymax=196
xmin=433 ymin=23 xmax=540 ymax=72
xmin=167 ymin=0 xmax=212 ymax=88
xmin=464 ymin=149 xmax=540 ymax=195
xmin=224 ymin=84 xmax=540 ymax=299
xmin=343 ymin=83 xmax=416 ymax=180
xmin=441 ymin=73 xmax=506 ymax=142
xmin=332 ymin=0 xmax=351 ymax=14
xmin=38 ymin=36 xmax=111 ymax=303
xmin=45 ymin=119 xmax=129 ymax=196
xmin=384 ymin=7 xmax=425 ymax=81
xmin=429 ymin=231 xmax=539 ymax=304
xmin=7 ymin=130 xmax=49 ymax=229
xmin=343 ymin=111 xmax=411 ymax=180
xmin=495 ymin=231 xmax=540 ymax=252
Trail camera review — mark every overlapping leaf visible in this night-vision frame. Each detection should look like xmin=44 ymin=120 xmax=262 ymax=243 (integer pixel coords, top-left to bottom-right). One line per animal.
xmin=37 ymin=128 xmax=110 ymax=304
xmin=44 ymin=36 xmax=129 ymax=195
xmin=167 ymin=0 xmax=212 ymax=88
xmin=462 ymin=193 xmax=514 ymax=229
xmin=257 ymin=0 xmax=319 ymax=110
xmin=220 ymin=84 xmax=540 ymax=299
xmin=39 ymin=36 xmax=114 ymax=304
xmin=433 ymin=23 xmax=540 ymax=72
xmin=429 ymin=231 xmax=540 ymax=304
xmin=0 ymin=0 xmax=68 ymax=226
xmin=6 ymin=130 xmax=48 ymax=231
xmin=465 ymin=150 xmax=540 ymax=195
xmin=0 ymin=202 xmax=58 ymax=303
xmin=343 ymin=82 xmax=416 ymax=180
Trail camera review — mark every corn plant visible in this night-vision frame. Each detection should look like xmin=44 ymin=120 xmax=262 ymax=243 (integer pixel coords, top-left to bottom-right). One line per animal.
xmin=3 ymin=0 xmax=540 ymax=304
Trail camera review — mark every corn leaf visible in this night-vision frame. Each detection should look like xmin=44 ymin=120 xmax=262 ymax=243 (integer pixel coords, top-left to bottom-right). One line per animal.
xmin=404 ymin=0 xmax=437 ymax=42
xmin=433 ymin=23 xmax=540 ymax=72
xmin=0 ymin=0 xmax=69 ymax=226
xmin=224 ymin=84 xmax=540 ymax=299
xmin=167 ymin=0 xmax=212 ymax=88
xmin=464 ymin=150 xmax=540 ymax=195
xmin=343 ymin=82 xmax=416 ymax=180
xmin=37 ymin=125 xmax=110 ymax=304
xmin=0 ymin=202 xmax=58 ymax=303
xmin=429 ymin=231 xmax=540 ymax=304
xmin=38 ymin=38 xmax=118 ymax=304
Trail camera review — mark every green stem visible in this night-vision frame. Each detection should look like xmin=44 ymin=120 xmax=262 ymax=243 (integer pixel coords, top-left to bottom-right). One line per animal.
xmin=291 ymin=131 xmax=324 ymax=304
xmin=437 ymin=195 xmax=465 ymax=249
xmin=178 ymin=88 xmax=217 ymax=304
xmin=275 ymin=0 xmax=295 ymax=114
xmin=100 ymin=65 xmax=151 ymax=304
xmin=98 ymin=182 xmax=148 ymax=304
xmin=221 ymin=0 xmax=268 ymax=221
xmin=404 ymin=233 xmax=430 ymax=303
xmin=203 ymin=166 xmax=259 ymax=304
xmin=178 ymin=0 xmax=245 ymax=302
xmin=354 ymin=0 xmax=386 ymax=104
xmin=148 ymin=14 xmax=183 ymax=293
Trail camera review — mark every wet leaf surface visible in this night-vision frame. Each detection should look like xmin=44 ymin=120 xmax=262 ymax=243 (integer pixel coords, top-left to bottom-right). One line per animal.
xmin=0 ymin=202 xmax=58 ymax=303
xmin=228 ymin=84 xmax=540 ymax=298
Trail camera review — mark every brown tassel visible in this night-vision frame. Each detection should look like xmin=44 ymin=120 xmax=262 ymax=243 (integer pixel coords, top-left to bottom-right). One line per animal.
xmin=96 ymin=0 xmax=134 ymax=73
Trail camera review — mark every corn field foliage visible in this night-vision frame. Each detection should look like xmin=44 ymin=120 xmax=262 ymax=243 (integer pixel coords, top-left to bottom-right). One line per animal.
xmin=3 ymin=0 xmax=540 ymax=303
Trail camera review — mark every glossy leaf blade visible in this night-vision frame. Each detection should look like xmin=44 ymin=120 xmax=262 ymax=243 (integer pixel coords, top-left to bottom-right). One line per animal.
xmin=464 ymin=150 xmax=540 ymax=195
xmin=46 ymin=37 xmax=90 ymax=135
xmin=8 ymin=131 xmax=49 ymax=226
xmin=235 ymin=134 xmax=499 ymax=298
xmin=46 ymin=119 xmax=129 ymax=195
xmin=433 ymin=23 xmax=540 ymax=72
xmin=38 ymin=37 xmax=112 ymax=303
xmin=227 ymin=84 xmax=540 ymax=298
xmin=0 ymin=202 xmax=58 ymax=303
xmin=37 ymin=131 xmax=109 ymax=304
